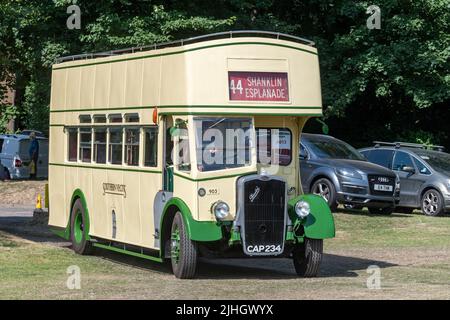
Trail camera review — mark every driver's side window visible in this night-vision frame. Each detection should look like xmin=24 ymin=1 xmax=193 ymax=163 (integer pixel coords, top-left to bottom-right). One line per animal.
xmin=393 ymin=151 xmax=414 ymax=171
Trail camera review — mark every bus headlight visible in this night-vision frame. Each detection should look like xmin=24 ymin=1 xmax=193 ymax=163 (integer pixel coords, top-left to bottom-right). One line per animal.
xmin=295 ymin=200 xmax=310 ymax=218
xmin=212 ymin=201 xmax=230 ymax=220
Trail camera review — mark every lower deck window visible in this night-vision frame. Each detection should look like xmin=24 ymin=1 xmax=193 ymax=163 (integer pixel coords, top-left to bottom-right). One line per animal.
xmin=109 ymin=128 xmax=123 ymax=165
xmin=68 ymin=129 xmax=78 ymax=162
xmin=94 ymin=129 xmax=107 ymax=164
xmin=144 ymin=128 xmax=158 ymax=167
xmin=125 ymin=128 xmax=140 ymax=166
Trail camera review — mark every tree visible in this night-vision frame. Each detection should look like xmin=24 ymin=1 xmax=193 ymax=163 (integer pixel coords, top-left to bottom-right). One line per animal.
xmin=1 ymin=0 xmax=449 ymax=148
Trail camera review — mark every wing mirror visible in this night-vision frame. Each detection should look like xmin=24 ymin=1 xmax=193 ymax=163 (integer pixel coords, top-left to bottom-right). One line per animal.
xmin=402 ymin=166 xmax=415 ymax=174
xmin=299 ymin=154 xmax=307 ymax=160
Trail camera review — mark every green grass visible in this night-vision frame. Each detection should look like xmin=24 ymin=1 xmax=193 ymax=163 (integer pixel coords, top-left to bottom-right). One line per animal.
xmin=328 ymin=210 xmax=450 ymax=249
xmin=0 ymin=210 xmax=449 ymax=299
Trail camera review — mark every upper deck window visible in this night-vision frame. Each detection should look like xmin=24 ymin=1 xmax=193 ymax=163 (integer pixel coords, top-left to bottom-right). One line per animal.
xmin=194 ymin=117 xmax=252 ymax=172
xmin=94 ymin=115 xmax=107 ymax=123
xmin=125 ymin=113 xmax=140 ymax=123
xmin=79 ymin=115 xmax=92 ymax=124
xmin=109 ymin=114 xmax=123 ymax=123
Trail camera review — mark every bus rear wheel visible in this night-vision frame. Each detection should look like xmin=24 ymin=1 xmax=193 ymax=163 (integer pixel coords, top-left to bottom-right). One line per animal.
xmin=70 ymin=199 xmax=93 ymax=255
xmin=170 ymin=212 xmax=198 ymax=279
xmin=293 ymin=238 xmax=323 ymax=277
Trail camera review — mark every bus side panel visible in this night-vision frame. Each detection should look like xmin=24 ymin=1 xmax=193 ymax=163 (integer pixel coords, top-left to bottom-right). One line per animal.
xmin=122 ymin=171 xmax=142 ymax=245
xmin=91 ymin=168 xmax=108 ymax=238
xmin=142 ymin=57 xmax=162 ymax=107
xmin=48 ymin=126 xmax=68 ymax=229
xmin=139 ymin=172 xmax=161 ymax=248
xmin=109 ymin=62 xmax=127 ymax=108
xmin=104 ymin=169 xmax=125 ymax=242
xmin=80 ymin=66 xmax=95 ymax=109
xmin=48 ymin=165 xmax=68 ymax=228
xmin=80 ymin=168 xmax=93 ymax=232
xmin=173 ymin=176 xmax=198 ymax=220
xmin=93 ymin=63 xmax=111 ymax=108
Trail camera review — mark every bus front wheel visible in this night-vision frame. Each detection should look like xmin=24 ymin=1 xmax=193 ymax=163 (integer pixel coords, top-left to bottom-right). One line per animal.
xmin=170 ymin=212 xmax=198 ymax=279
xmin=70 ymin=199 xmax=93 ymax=255
xmin=292 ymin=238 xmax=323 ymax=277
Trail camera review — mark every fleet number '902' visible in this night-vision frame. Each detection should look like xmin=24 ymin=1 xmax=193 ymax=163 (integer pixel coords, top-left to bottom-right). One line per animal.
xmin=247 ymin=245 xmax=282 ymax=253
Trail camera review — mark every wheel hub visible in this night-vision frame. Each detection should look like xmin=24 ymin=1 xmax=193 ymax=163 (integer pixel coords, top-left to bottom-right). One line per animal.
xmin=313 ymin=183 xmax=330 ymax=202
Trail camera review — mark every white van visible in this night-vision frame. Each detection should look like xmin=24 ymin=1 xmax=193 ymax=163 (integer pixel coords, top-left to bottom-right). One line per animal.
xmin=0 ymin=133 xmax=49 ymax=179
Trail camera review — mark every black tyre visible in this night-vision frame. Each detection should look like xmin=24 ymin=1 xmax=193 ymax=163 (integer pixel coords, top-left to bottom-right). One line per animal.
xmin=421 ymin=189 xmax=445 ymax=217
xmin=311 ymin=178 xmax=337 ymax=211
xmin=170 ymin=212 xmax=198 ymax=279
xmin=4 ymin=168 xmax=11 ymax=180
xmin=70 ymin=199 xmax=93 ymax=255
xmin=293 ymin=238 xmax=323 ymax=277
xmin=368 ymin=207 xmax=394 ymax=215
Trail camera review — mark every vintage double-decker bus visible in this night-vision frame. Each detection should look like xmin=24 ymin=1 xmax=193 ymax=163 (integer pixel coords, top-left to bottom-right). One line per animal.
xmin=48 ymin=31 xmax=335 ymax=279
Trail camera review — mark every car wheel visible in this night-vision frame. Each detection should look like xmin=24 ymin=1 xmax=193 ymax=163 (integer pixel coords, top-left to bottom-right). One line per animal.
xmin=368 ymin=207 xmax=394 ymax=215
xmin=70 ymin=199 xmax=93 ymax=255
xmin=311 ymin=178 xmax=337 ymax=211
xmin=170 ymin=212 xmax=198 ymax=279
xmin=421 ymin=189 xmax=444 ymax=217
xmin=4 ymin=168 xmax=11 ymax=180
xmin=293 ymin=238 xmax=323 ymax=277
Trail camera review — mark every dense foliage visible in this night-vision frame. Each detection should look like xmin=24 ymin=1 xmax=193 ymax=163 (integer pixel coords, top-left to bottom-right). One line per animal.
xmin=0 ymin=0 xmax=449 ymax=148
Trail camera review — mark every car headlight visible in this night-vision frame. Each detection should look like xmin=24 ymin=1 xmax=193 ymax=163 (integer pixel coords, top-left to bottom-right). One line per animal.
xmin=336 ymin=167 xmax=363 ymax=180
xmin=446 ymin=179 xmax=450 ymax=191
xmin=211 ymin=201 xmax=230 ymax=220
xmin=295 ymin=200 xmax=310 ymax=218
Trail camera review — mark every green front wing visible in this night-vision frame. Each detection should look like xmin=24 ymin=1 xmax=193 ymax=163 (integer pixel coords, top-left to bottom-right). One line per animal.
xmin=288 ymin=194 xmax=336 ymax=239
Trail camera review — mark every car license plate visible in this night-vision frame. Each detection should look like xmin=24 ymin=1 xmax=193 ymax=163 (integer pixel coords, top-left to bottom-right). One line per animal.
xmin=374 ymin=184 xmax=393 ymax=192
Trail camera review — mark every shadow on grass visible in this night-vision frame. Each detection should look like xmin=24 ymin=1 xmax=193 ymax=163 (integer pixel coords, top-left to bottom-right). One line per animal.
xmin=0 ymin=208 xmax=398 ymax=280
xmin=92 ymin=246 xmax=397 ymax=280
xmin=0 ymin=215 xmax=67 ymax=245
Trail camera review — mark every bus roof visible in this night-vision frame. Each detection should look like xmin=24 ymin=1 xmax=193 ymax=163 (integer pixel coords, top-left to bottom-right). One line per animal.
xmin=55 ymin=31 xmax=315 ymax=64
xmin=50 ymin=31 xmax=322 ymax=120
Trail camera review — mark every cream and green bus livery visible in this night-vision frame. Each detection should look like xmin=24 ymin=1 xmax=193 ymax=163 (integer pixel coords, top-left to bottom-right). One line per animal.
xmin=48 ymin=31 xmax=335 ymax=279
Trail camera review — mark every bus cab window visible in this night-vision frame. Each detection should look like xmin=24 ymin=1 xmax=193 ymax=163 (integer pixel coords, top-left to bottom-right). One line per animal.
xmin=94 ymin=128 xmax=107 ymax=164
xmin=176 ymin=122 xmax=190 ymax=172
xmin=109 ymin=128 xmax=123 ymax=165
xmin=144 ymin=128 xmax=158 ymax=167
xmin=68 ymin=128 xmax=78 ymax=162
xmin=79 ymin=128 xmax=92 ymax=163
xmin=125 ymin=128 xmax=140 ymax=166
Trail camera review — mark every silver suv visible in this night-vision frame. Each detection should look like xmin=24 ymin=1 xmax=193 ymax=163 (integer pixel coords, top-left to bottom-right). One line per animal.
xmin=360 ymin=142 xmax=450 ymax=216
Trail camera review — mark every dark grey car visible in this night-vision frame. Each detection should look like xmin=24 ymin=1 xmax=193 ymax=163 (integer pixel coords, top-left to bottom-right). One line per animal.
xmin=360 ymin=142 xmax=450 ymax=216
xmin=300 ymin=134 xmax=400 ymax=214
